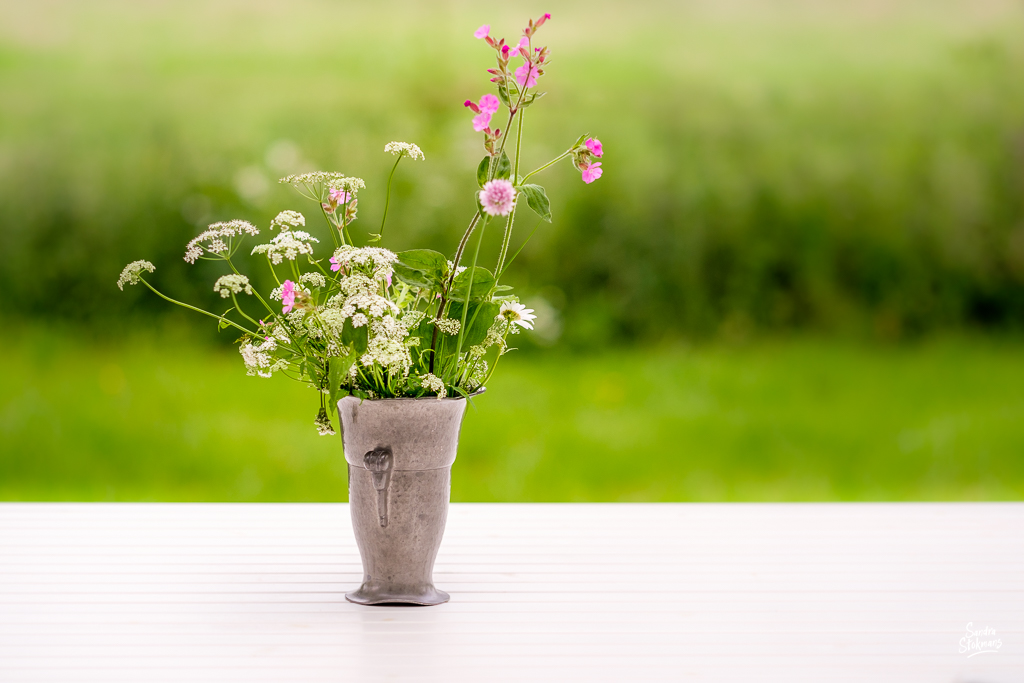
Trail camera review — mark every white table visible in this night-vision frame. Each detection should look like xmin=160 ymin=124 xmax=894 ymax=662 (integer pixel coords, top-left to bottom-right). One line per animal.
xmin=1 ymin=503 xmax=1021 ymax=682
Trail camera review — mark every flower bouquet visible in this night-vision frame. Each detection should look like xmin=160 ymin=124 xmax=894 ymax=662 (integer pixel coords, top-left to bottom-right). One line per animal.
xmin=118 ymin=14 xmax=603 ymax=605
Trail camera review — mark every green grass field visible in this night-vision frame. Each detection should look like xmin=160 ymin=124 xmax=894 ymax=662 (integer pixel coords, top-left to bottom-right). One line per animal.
xmin=2 ymin=325 xmax=1021 ymax=502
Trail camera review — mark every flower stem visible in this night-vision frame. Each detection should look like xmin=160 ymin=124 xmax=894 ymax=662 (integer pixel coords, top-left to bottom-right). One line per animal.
xmin=521 ymin=150 xmax=571 ymax=184
xmin=453 ymin=216 xmax=487 ymax=382
xmin=138 ymin=278 xmax=256 ymax=336
xmin=378 ymin=154 xmax=403 ymax=242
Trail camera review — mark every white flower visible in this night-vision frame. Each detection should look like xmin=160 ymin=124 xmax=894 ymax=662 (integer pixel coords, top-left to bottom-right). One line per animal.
xmin=251 ymin=230 xmax=319 ymax=265
xmin=420 ymin=373 xmax=446 ymax=398
xmin=384 ymin=141 xmax=425 ymax=161
xmin=351 ymin=313 xmax=368 ymax=327
xmin=184 ymin=220 xmax=259 ymax=264
xmin=279 ymin=172 xmax=365 ymax=194
xmin=332 ymin=245 xmax=398 ymax=283
xmin=213 ymin=274 xmax=253 ymax=298
xmin=239 ymin=338 xmax=287 ymax=378
xmin=499 ymin=301 xmax=537 ymax=330
xmin=271 ymin=210 xmax=305 ymax=231
xmin=447 ymin=261 xmax=467 ymax=277
xmin=434 ymin=318 xmax=461 ymax=335
xmin=299 ymin=272 xmax=326 ymax=289
xmin=117 ymin=260 xmax=155 ymax=290
xmin=314 ymin=409 xmax=336 ymax=436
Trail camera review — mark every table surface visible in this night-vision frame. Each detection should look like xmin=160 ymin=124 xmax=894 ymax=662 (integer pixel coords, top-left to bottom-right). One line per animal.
xmin=1 ymin=503 xmax=1021 ymax=683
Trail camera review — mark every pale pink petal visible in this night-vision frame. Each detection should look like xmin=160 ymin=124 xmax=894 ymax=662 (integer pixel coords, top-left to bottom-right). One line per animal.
xmin=514 ymin=62 xmax=538 ymax=89
xmin=479 ymin=179 xmax=517 ymax=216
xmin=478 ymin=93 xmax=500 ymax=114
xmin=585 ymin=137 xmax=603 ymax=157
xmin=580 ymin=162 xmax=603 ymax=184
xmin=472 ymin=112 xmax=493 ymax=132
xmin=473 ymin=24 xmax=490 ymax=39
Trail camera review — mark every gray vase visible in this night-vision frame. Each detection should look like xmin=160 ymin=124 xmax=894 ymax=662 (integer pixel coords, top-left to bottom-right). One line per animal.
xmin=337 ymin=392 xmax=478 ymax=606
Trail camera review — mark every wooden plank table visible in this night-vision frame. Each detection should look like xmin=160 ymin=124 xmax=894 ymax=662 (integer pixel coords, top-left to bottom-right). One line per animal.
xmin=1 ymin=503 xmax=1021 ymax=682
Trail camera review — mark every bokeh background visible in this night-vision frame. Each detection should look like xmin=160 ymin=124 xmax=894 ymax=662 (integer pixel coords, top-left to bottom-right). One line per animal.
xmin=2 ymin=0 xmax=1023 ymax=501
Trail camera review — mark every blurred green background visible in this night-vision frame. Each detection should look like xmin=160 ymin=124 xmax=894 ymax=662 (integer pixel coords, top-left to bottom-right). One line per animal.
xmin=1 ymin=0 xmax=1023 ymax=501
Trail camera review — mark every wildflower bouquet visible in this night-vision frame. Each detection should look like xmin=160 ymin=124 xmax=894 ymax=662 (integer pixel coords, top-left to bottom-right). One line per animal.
xmin=118 ymin=14 xmax=603 ymax=435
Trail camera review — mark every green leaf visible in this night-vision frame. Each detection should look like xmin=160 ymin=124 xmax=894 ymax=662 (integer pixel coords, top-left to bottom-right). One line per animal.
xmin=394 ymin=249 xmax=448 ymax=290
xmin=493 ymin=284 xmax=514 ymax=293
xmin=495 ymin=151 xmax=512 ymax=180
xmin=572 ymin=133 xmax=588 ymax=149
xmin=398 ymin=248 xmax=448 ymax=272
xmin=518 ymin=184 xmax=552 ymax=222
xmin=448 ymin=301 xmax=500 ymax=347
xmin=496 ymin=85 xmax=511 ymax=108
xmin=476 ymin=156 xmax=490 ymax=187
xmin=450 ymin=267 xmax=496 ymax=302
xmin=328 ymin=352 xmax=356 ymax=410
xmin=342 ymin=320 xmax=368 ymax=354
xmin=365 ymin=233 xmax=382 ymax=244
xmin=519 ymin=92 xmax=547 ymax=108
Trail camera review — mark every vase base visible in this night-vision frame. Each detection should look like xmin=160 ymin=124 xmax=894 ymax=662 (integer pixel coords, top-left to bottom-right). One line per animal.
xmin=345 ymin=583 xmax=450 ymax=606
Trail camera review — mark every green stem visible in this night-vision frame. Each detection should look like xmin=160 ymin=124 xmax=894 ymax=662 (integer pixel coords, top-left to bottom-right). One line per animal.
xmin=521 ymin=150 xmax=571 ymax=184
xmin=494 ymin=109 xmax=526 ymax=278
xmin=453 ymin=216 xmax=487 ymax=381
xmin=378 ymin=155 xmax=403 ymax=242
xmin=321 ymin=204 xmax=341 ymax=249
xmin=138 ymin=278 xmax=256 ymax=336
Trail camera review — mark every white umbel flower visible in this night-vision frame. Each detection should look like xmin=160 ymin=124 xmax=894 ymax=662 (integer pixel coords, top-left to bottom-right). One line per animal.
xmin=384 ymin=141 xmax=425 ymax=161
xmin=434 ymin=318 xmax=461 ymax=335
xmin=279 ymin=172 xmax=366 ymax=193
xmin=299 ymin=272 xmax=326 ymax=289
xmin=184 ymin=220 xmax=259 ymax=263
xmin=117 ymin=260 xmax=155 ymax=290
xmin=251 ymin=230 xmax=319 ymax=265
xmin=270 ymin=210 xmax=305 ymax=231
xmin=420 ymin=373 xmax=446 ymax=398
xmin=499 ymin=301 xmax=537 ymax=330
xmin=213 ymin=274 xmax=253 ymax=298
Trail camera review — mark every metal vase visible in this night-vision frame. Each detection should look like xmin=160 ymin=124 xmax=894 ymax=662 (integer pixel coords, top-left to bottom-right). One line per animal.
xmin=337 ymin=393 xmax=476 ymax=606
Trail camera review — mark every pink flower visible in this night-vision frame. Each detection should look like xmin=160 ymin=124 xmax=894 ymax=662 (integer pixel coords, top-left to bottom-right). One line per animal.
xmin=329 ymin=256 xmax=341 ymax=272
xmin=479 ymin=93 xmax=500 ymax=114
xmin=386 ymin=272 xmax=393 ymax=288
xmin=329 ymin=187 xmax=351 ymax=204
xmin=473 ymin=24 xmax=490 ymax=39
xmin=585 ymin=137 xmax=603 ymax=157
xmin=514 ymin=61 xmax=538 ymax=89
xmin=281 ymin=280 xmax=296 ymax=314
xmin=469 ymin=93 xmax=501 ymax=131
xmin=509 ymin=36 xmax=529 ymax=58
xmin=580 ymin=162 xmax=603 ymax=184
xmin=472 ymin=112 xmax=493 ymax=132
xmin=479 ymin=179 xmax=517 ymax=216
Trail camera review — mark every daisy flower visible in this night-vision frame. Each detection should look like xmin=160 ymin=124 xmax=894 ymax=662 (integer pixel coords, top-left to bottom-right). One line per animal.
xmin=499 ymin=301 xmax=537 ymax=330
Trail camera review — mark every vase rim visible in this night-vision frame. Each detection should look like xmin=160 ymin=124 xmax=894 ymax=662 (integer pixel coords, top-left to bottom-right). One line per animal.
xmin=338 ymin=387 xmax=485 ymax=404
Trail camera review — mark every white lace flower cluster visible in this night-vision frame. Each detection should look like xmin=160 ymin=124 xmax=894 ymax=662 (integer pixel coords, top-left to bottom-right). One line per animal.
xmin=279 ymin=172 xmax=366 ymax=194
xmin=184 ymin=220 xmax=259 ymax=264
xmin=213 ymin=274 xmax=253 ymax=298
xmin=270 ymin=210 xmax=305 ymax=231
xmin=419 ymin=373 xmax=446 ymax=398
xmin=434 ymin=318 xmax=461 ymax=335
xmin=384 ymin=141 xmax=425 ymax=161
xmin=331 ymin=245 xmax=398 ymax=283
xmin=116 ymin=260 xmax=155 ymax=290
xmin=251 ymin=231 xmax=319 ymax=265
xmin=299 ymin=272 xmax=326 ymax=289
xmin=239 ymin=338 xmax=289 ymax=378
xmin=361 ymin=315 xmax=416 ymax=375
